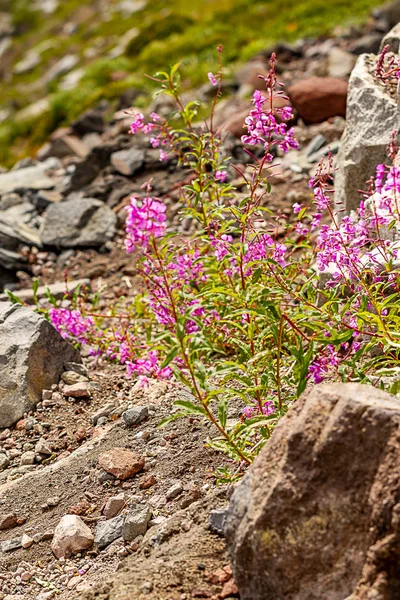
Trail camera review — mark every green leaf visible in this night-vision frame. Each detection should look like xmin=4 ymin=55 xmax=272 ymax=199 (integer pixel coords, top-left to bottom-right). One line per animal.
xmin=158 ymin=412 xmax=186 ymax=428
xmin=5 ymin=290 xmax=24 ymax=305
xmin=218 ymin=398 xmax=228 ymax=429
xmin=161 ymin=346 xmax=180 ymax=368
xmin=174 ymin=399 xmax=207 ymax=416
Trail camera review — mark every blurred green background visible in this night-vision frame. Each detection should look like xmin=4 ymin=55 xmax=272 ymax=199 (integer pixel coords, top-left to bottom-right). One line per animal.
xmin=0 ymin=0 xmax=385 ymax=165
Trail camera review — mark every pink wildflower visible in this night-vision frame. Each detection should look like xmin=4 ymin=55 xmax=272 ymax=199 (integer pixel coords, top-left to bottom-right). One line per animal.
xmin=125 ymin=196 xmax=167 ymax=252
xmin=208 ymin=72 xmax=217 ymax=86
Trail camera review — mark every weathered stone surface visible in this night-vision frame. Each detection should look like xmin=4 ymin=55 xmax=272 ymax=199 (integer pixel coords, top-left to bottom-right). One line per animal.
xmin=110 ymin=147 xmax=145 ymax=176
xmin=0 ymin=513 xmax=18 ymax=531
xmin=380 ymin=22 xmax=400 ymax=53
xmin=335 ymin=48 xmax=400 ymax=212
xmin=94 ymin=514 xmax=124 ymax=549
xmin=41 ymin=135 xmax=89 ymax=160
xmin=122 ymin=406 xmax=149 ymax=427
xmin=0 ymin=302 xmax=80 ymax=428
xmin=102 ymin=493 xmax=126 ymax=519
xmin=123 ymin=505 xmax=151 ymax=541
xmin=40 ymin=197 xmax=117 ymax=248
xmin=51 ymin=514 xmax=94 ymax=558
xmin=61 ymin=371 xmax=89 ymax=385
xmin=225 ymin=383 xmax=400 ymax=600
xmin=0 ymin=165 xmax=54 ymax=194
xmin=63 ymin=382 xmax=91 ymax=398
xmin=2 ymin=537 xmax=23 ymax=552
xmin=288 ymin=77 xmax=348 ymax=124
xmin=98 ymin=448 xmax=145 ymax=480
xmin=0 ymin=214 xmax=42 ymax=249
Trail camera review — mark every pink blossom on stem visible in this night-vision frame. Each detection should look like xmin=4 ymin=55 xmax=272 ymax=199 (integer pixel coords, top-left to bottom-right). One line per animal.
xmin=208 ymin=72 xmax=218 ymax=86
xmin=125 ymin=196 xmax=167 ymax=252
xmin=49 ymin=308 xmax=94 ymax=345
xmin=215 ymin=170 xmax=227 ymax=183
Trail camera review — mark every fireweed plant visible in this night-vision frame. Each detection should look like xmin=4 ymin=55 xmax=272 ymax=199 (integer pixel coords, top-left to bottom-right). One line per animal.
xmin=22 ymin=51 xmax=400 ymax=479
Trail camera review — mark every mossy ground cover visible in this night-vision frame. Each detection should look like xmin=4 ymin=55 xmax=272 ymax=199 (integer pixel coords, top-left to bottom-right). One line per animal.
xmin=0 ymin=0 xmax=386 ymax=165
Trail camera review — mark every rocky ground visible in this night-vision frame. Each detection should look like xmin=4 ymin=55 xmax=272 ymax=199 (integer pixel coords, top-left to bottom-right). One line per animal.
xmin=1 ymin=3 xmax=400 ymax=599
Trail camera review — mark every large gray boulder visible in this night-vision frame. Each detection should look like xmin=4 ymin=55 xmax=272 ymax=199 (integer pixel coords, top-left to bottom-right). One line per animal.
xmin=225 ymin=383 xmax=400 ymax=600
xmin=0 ymin=302 xmax=80 ymax=428
xmin=40 ymin=197 xmax=117 ymax=248
xmin=335 ymin=31 xmax=400 ymax=213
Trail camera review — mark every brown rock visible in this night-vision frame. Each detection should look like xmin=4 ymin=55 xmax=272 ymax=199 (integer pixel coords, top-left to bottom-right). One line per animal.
xmin=226 ymin=383 xmax=400 ymax=600
xmin=63 ymin=382 xmax=91 ymax=398
xmin=220 ymin=580 xmax=239 ymax=598
xmin=288 ymin=77 xmax=347 ymax=124
xmin=98 ymin=447 xmax=145 ymax=480
xmin=0 ymin=513 xmax=18 ymax=531
xmin=68 ymin=499 xmax=92 ymax=516
xmin=51 ymin=514 xmax=94 ymax=558
xmin=102 ymin=493 xmax=125 ymax=519
xmin=75 ymin=426 xmax=87 ymax=442
xmin=139 ymin=474 xmax=156 ymax=490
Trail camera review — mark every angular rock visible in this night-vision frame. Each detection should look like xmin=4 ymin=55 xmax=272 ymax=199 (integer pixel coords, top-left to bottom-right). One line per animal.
xmin=209 ymin=507 xmax=228 ymax=537
xmin=0 ymin=513 xmax=18 ymax=531
xmin=334 ymin=49 xmax=400 ymax=212
xmin=0 ymin=165 xmax=54 ymax=194
xmin=42 ymin=135 xmax=89 ymax=160
xmin=51 ymin=514 xmax=94 ymax=558
xmin=61 ymin=371 xmax=89 ymax=385
xmin=110 ymin=147 xmax=145 ymax=176
xmin=102 ymin=493 xmax=126 ymax=519
xmin=94 ymin=514 xmax=124 ymax=549
xmin=20 ymin=451 xmax=35 ymax=466
xmin=71 ymin=109 xmax=105 ymax=136
xmin=0 ymin=302 xmax=80 ymax=427
xmin=166 ymin=481 xmax=183 ymax=500
xmin=98 ymin=447 xmax=145 ymax=480
xmin=91 ymin=403 xmax=117 ymax=426
xmin=380 ymin=22 xmax=400 ymax=53
xmin=123 ymin=505 xmax=151 ymax=541
xmin=288 ymin=77 xmax=348 ymax=124
xmin=0 ymin=454 xmax=9 ymax=471
xmin=0 ymin=214 xmax=42 ymax=249
xmin=40 ymin=197 xmax=117 ymax=248
xmin=226 ymin=383 xmax=400 ymax=600
xmin=2 ymin=537 xmax=23 ymax=552
xmin=65 ymin=362 xmax=89 ymax=377
xmin=21 ymin=534 xmax=34 ymax=548
xmin=35 ymin=438 xmax=52 ymax=456
xmin=63 ymin=382 xmax=91 ymax=398
xmin=122 ymin=406 xmax=149 ymax=427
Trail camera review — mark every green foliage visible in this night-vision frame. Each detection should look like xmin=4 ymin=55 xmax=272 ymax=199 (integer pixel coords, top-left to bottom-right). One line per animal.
xmin=1 ymin=0 xmax=386 ymax=165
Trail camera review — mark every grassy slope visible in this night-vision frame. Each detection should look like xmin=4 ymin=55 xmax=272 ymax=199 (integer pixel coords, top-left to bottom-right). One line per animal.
xmin=0 ymin=0 xmax=385 ymax=166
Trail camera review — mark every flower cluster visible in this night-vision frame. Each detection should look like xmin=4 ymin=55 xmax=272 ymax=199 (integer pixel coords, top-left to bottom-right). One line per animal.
xmin=243 ymin=400 xmax=276 ymax=419
xmin=126 ymin=350 xmax=172 ymax=388
xmin=308 ymin=345 xmax=340 ymax=384
xmin=241 ymin=89 xmax=298 ymax=159
xmin=125 ymin=196 xmax=167 ymax=252
xmin=49 ymin=308 xmax=94 ymax=345
xmin=130 ymin=112 xmax=168 ymax=161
